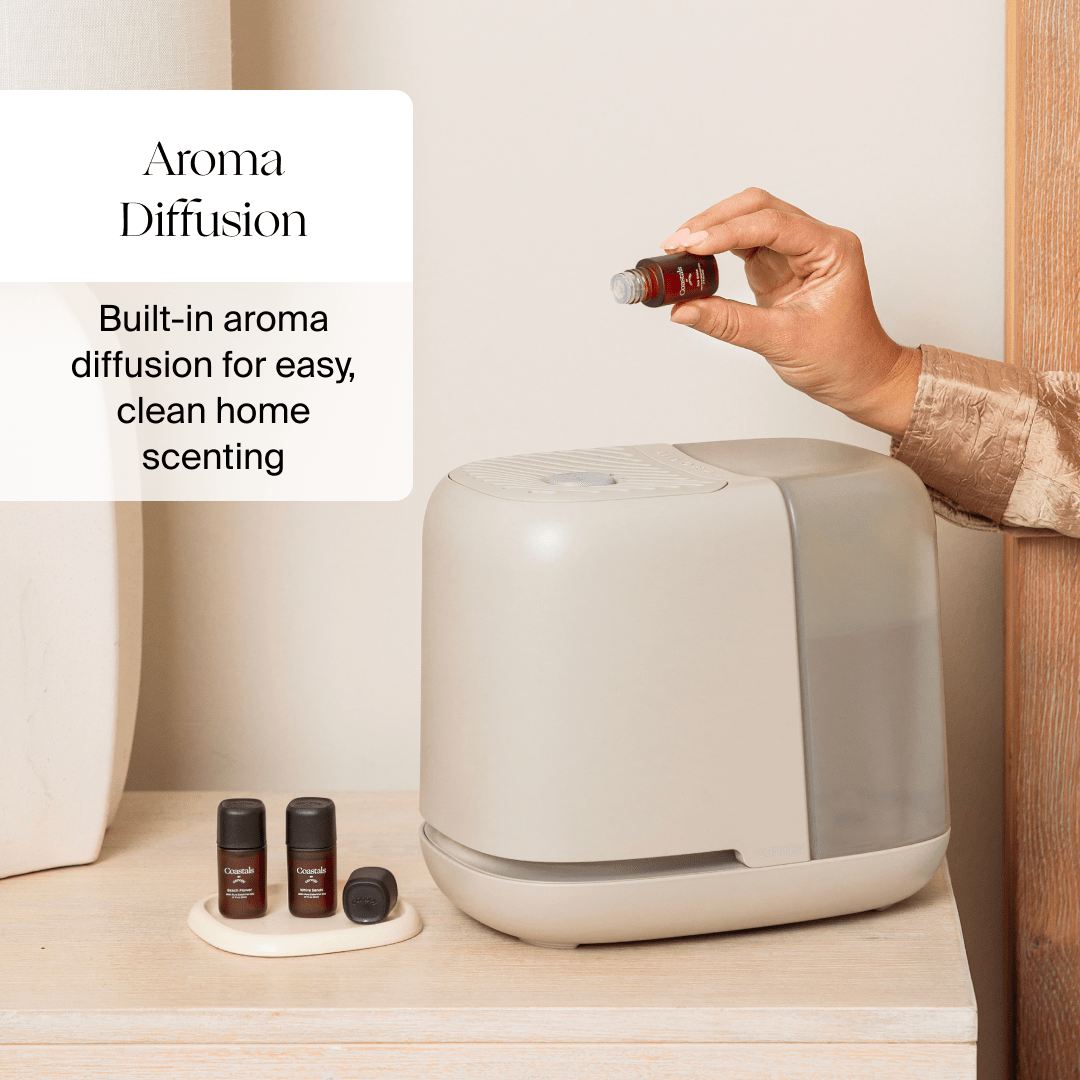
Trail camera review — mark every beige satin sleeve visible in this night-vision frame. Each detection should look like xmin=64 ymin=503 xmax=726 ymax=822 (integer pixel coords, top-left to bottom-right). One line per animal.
xmin=891 ymin=344 xmax=1080 ymax=539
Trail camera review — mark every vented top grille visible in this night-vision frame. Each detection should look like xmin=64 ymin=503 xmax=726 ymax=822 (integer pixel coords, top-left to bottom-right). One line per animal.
xmin=448 ymin=444 xmax=731 ymax=502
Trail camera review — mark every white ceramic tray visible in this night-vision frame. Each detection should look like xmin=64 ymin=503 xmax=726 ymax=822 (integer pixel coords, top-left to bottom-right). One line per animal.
xmin=187 ymin=881 xmax=422 ymax=957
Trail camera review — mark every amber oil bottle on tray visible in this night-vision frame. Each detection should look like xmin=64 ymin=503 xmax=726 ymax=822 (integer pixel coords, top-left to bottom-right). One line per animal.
xmin=286 ymin=797 xmax=337 ymax=917
xmin=217 ymin=798 xmax=267 ymax=919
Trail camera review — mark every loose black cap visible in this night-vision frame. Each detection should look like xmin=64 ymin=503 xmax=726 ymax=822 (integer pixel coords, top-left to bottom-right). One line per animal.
xmin=217 ymin=798 xmax=266 ymax=850
xmin=286 ymin=797 xmax=337 ymax=850
xmin=343 ymin=866 xmax=398 ymax=924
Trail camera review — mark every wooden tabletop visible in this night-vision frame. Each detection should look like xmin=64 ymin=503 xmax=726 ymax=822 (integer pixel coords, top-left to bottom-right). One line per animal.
xmin=0 ymin=791 xmax=976 ymax=1078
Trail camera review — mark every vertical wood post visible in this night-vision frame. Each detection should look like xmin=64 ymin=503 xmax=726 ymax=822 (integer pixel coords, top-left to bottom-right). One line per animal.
xmin=1005 ymin=1 xmax=1080 ymax=1076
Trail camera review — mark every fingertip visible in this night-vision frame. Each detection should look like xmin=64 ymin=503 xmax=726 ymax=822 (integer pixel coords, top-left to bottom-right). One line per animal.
xmin=662 ymin=227 xmax=692 ymax=251
xmin=670 ymin=303 xmax=701 ymax=327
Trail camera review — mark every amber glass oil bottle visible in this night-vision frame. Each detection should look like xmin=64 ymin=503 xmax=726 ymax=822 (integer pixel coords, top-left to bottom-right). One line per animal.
xmin=611 ymin=251 xmax=719 ymax=307
xmin=217 ymin=798 xmax=267 ymax=919
xmin=286 ymin=797 xmax=337 ymax=917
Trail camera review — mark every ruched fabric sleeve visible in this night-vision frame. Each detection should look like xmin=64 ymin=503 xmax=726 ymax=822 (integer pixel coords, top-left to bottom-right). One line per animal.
xmin=891 ymin=344 xmax=1080 ymax=539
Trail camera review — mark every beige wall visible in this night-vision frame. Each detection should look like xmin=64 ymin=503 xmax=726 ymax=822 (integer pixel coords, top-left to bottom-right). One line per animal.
xmin=129 ymin=3 xmax=1005 ymax=1076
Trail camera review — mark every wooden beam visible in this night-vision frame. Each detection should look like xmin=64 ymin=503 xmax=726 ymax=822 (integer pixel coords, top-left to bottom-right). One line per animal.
xmin=1005 ymin=1 xmax=1080 ymax=1076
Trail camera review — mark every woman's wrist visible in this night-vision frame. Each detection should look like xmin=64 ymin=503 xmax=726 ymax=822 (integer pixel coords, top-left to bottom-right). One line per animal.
xmin=843 ymin=344 xmax=922 ymax=440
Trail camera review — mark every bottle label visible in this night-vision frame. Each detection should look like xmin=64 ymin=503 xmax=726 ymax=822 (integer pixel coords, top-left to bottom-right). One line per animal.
xmin=289 ymin=852 xmax=336 ymax=910
xmin=223 ymin=865 xmax=256 ymax=898
xmin=658 ymin=255 xmax=713 ymax=304
xmin=295 ymin=862 xmax=330 ymax=898
xmin=218 ymin=848 xmax=267 ymax=916
xmin=675 ymin=263 xmax=706 ymax=296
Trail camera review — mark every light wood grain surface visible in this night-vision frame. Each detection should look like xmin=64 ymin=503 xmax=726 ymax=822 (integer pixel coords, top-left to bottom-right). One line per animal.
xmin=1005 ymin=0 xmax=1080 ymax=1076
xmin=1 ymin=1044 xmax=977 ymax=1079
xmin=0 ymin=792 xmax=976 ymax=1078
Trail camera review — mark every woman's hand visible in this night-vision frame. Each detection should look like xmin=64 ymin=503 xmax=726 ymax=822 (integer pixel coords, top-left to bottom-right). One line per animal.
xmin=663 ymin=188 xmax=921 ymax=440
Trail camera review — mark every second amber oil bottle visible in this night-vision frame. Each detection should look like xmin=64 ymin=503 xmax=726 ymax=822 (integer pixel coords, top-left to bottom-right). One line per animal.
xmin=286 ymin=797 xmax=337 ymax=917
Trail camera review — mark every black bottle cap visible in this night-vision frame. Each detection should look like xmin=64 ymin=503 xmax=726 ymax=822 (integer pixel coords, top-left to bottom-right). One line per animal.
xmin=286 ymin=797 xmax=337 ymax=850
xmin=343 ymin=866 xmax=398 ymax=924
xmin=217 ymin=798 xmax=266 ymax=850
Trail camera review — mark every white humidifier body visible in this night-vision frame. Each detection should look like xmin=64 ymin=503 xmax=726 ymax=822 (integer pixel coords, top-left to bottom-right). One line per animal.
xmin=419 ymin=440 xmax=949 ymax=947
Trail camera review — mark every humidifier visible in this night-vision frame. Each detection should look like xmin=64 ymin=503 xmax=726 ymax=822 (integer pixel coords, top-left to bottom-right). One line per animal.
xmin=419 ymin=439 xmax=949 ymax=947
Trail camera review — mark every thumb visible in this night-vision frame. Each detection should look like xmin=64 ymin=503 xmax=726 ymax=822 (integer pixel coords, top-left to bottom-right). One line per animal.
xmin=671 ymin=296 xmax=780 ymax=356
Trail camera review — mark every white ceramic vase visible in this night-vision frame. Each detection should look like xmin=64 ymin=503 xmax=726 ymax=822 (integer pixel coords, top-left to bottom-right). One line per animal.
xmin=0 ymin=285 xmax=143 ymax=878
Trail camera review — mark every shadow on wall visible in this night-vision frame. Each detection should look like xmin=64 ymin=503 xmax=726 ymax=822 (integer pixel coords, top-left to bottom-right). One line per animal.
xmin=936 ymin=520 xmax=1005 ymax=1080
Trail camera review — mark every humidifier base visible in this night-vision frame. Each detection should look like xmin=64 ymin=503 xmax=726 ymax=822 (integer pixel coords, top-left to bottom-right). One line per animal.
xmin=420 ymin=825 xmax=949 ymax=947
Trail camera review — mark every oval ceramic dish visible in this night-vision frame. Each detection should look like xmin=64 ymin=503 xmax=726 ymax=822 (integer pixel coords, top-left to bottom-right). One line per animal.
xmin=187 ymin=881 xmax=422 ymax=957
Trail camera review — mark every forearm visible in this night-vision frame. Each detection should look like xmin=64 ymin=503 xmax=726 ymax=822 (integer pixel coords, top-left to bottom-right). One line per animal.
xmin=892 ymin=345 xmax=1080 ymax=538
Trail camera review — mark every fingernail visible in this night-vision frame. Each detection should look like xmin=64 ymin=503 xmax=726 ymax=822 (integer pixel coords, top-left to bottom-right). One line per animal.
xmin=684 ymin=230 xmax=708 ymax=247
xmin=671 ymin=304 xmax=701 ymax=326
xmin=663 ymin=227 xmax=691 ymax=249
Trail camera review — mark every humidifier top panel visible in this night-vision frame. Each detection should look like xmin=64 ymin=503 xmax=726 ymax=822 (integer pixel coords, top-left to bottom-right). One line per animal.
xmin=449 ymin=444 xmax=734 ymax=502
